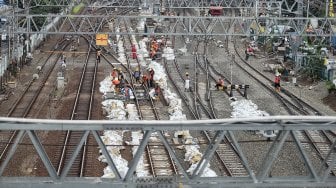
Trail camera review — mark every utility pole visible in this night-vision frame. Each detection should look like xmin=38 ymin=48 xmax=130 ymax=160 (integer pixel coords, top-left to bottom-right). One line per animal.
xmin=326 ymin=0 xmax=329 ymax=18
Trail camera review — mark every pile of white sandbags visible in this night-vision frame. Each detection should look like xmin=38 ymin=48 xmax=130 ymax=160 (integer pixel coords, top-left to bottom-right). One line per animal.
xmin=102 ymin=100 xmax=127 ymax=120
xmin=174 ymin=130 xmax=217 ymax=177
xmin=98 ymin=130 xmax=129 ymax=178
xmin=166 ymin=90 xmax=186 ymax=120
xmin=138 ymin=38 xmax=149 ymax=66
xmin=230 ymin=99 xmax=269 ymax=118
xmin=98 ymin=96 xmax=129 ymax=178
xmin=147 ymin=61 xmax=168 ymax=90
xmin=99 ymin=76 xmax=114 ymax=95
xmin=162 ymin=47 xmax=175 ymax=60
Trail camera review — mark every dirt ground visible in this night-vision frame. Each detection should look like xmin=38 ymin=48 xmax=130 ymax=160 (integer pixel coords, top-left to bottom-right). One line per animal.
xmin=296 ymin=75 xmax=336 ymax=112
xmin=322 ymin=94 xmax=336 ymax=112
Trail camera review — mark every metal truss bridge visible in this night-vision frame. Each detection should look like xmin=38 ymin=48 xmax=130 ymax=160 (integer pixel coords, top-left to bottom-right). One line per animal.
xmin=0 ymin=117 xmax=335 ymax=188
xmin=8 ymin=14 xmax=336 ymax=37
xmin=1 ymin=0 xmax=333 ymax=37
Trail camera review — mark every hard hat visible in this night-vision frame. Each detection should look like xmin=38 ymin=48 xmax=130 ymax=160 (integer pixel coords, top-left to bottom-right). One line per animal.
xmin=186 ymin=72 xmax=189 ymax=75
xmin=113 ymin=68 xmax=116 ymax=70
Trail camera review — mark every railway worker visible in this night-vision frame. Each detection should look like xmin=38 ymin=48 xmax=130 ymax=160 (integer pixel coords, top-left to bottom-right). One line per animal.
xmin=96 ymin=48 xmax=102 ymax=63
xmin=133 ymin=68 xmax=141 ymax=83
xmin=118 ymin=70 xmax=125 ymax=88
xmin=62 ymin=53 xmax=66 ymax=64
xmin=118 ymin=68 xmax=124 ymax=80
xmin=25 ymin=52 xmax=33 ymax=65
xmin=111 ymin=40 xmax=117 ymax=53
xmin=131 ymin=44 xmax=137 ymax=59
xmin=274 ymin=72 xmax=281 ymax=92
xmin=111 ymin=68 xmax=118 ymax=79
xmin=148 ymin=68 xmax=155 ymax=87
xmin=142 ymin=74 xmax=148 ymax=87
xmin=159 ymin=36 xmax=166 ymax=47
xmin=245 ymin=45 xmax=254 ymax=61
xmin=185 ymin=72 xmax=191 ymax=92
xmin=215 ymin=78 xmax=225 ymax=90
xmin=61 ymin=61 xmax=67 ymax=70
xmin=123 ymin=85 xmax=131 ymax=100
xmin=150 ymin=40 xmax=159 ymax=59
xmin=150 ymin=49 xmax=156 ymax=60
xmin=154 ymin=83 xmax=161 ymax=98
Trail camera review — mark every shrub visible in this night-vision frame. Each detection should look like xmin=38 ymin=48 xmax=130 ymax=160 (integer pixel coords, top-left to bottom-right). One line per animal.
xmin=326 ymin=81 xmax=336 ymax=94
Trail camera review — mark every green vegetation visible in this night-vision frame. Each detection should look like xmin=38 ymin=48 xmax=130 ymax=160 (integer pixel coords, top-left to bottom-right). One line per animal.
xmin=326 ymin=80 xmax=336 ymax=94
xmin=72 ymin=3 xmax=85 ymax=14
xmin=28 ymin=0 xmax=68 ymax=31
xmin=302 ymin=55 xmax=325 ymax=82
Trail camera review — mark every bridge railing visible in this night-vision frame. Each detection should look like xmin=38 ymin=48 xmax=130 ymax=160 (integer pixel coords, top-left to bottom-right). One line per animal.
xmin=0 ymin=116 xmax=335 ymax=188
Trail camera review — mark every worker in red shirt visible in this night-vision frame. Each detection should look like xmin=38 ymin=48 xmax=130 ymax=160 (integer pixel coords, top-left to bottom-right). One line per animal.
xmin=131 ymin=44 xmax=137 ymax=59
xmin=274 ymin=73 xmax=281 ymax=92
xmin=245 ymin=45 xmax=254 ymax=61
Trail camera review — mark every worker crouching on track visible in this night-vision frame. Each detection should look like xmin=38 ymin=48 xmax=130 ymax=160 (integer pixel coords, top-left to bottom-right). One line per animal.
xmin=274 ymin=72 xmax=281 ymax=92
xmin=245 ymin=45 xmax=255 ymax=61
xmin=142 ymin=74 xmax=149 ymax=87
xmin=215 ymin=78 xmax=225 ymax=90
xmin=154 ymin=83 xmax=161 ymax=98
xmin=121 ymin=84 xmax=132 ymax=101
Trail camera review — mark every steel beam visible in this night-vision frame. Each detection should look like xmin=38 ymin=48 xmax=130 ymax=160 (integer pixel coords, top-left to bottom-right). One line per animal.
xmin=0 ymin=116 xmax=336 ymax=188
xmin=4 ymin=14 xmax=336 ymax=37
xmin=12 ymin=0 xmax=310 ymax=11
xmin=1 ymin=116 xmax=336 ymax=130
xmin=0 ymin=118 xmax=335 ymax=187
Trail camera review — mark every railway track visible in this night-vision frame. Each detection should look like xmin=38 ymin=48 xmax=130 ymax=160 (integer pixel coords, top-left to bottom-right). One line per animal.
xmin=164 ymin=36 xmax=249 ymax=177
xmin=53 ymin=4 xmax=102 ymax=177
xmin=0 ymin=39 xmax=71 ymax=172
xmin=55 ymin=36 xmax=97 ymax=177
xmin=159 ymin=13 xmax=252 ymax=177
xmin=100 ymin=18 xmax=179 ymax=178
xmin=226 ymin=30 xmax=336 ymax=176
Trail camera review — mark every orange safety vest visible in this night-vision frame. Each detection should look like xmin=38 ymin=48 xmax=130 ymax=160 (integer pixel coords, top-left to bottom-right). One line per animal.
xmin=112 ymin=79 xmax=120 ymax=85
